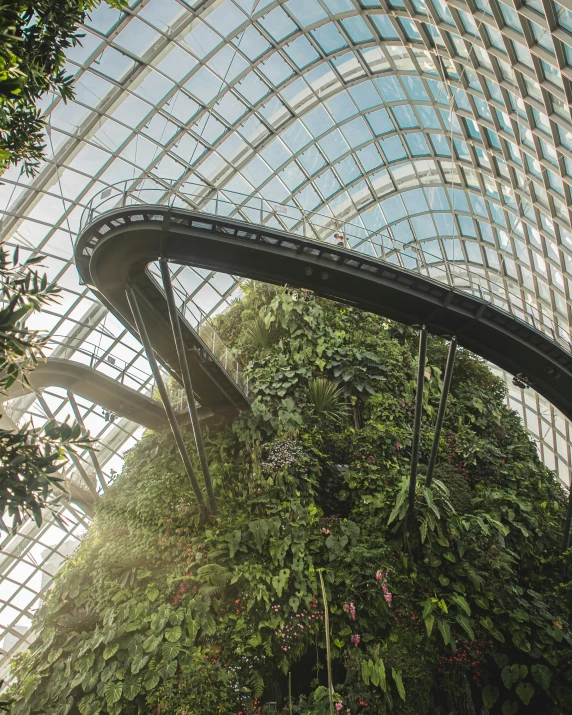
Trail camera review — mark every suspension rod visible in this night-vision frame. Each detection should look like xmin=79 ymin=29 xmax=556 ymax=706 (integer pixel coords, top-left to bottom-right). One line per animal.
xmin=409 ymin=326 xmax=428 ymax=514
xmin=160 ymin=259 xmax=217 ymax=517
xmin=563 ymin=482 xmax=572 ymax=553
xmin=125 ymin=285 xmax=207 ymax=521
xmin=425 ymin=337 xmax=457 ymax=488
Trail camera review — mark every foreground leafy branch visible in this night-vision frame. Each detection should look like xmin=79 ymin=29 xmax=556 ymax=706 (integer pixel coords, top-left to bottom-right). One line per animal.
xmin=0 ymin=246 xmax=89 ymax=531
xmin=0 ymin=0 xmax=126 ymax=176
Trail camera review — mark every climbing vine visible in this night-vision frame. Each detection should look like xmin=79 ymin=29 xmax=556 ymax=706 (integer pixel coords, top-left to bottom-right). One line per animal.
xmin=6 ymin=283 xmax=572 ymax=714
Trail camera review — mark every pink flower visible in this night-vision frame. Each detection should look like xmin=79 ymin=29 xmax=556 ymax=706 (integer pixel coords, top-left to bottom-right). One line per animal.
xmin=351 ymin=634 xmax=361 ymax=647
xmin=395 ymin=442 xmax=401 ymax=450
xmin=384 ymin=591 xmax=393 ymax=607
xmin=375 ymin=570 xmax=383 ymax=581
xmin=335 ymin=704 xmax=343 ymax=712
xmin=343 ymin=602 xmax=356 ymax=620
xmin=322 ymin=528 xmax=331 ymax=535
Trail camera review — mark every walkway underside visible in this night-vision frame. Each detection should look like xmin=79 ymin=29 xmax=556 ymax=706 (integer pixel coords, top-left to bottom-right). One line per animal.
xmin=76 ymin=206 xmax=572 ymax=422
xmin=1 ymin=358 xmax=172 ymax=431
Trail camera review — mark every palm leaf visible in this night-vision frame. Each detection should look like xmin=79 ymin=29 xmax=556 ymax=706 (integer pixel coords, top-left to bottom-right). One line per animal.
xmin=306 ymin=377 xmax=347 ymax=422
xmin=243 ymin=317 xmax=272 ymax=351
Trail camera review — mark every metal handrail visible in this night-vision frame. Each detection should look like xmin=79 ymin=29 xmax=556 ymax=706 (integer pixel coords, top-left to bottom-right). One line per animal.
xmin=79 ymin=178 xmax=572 ymax=353
xmin=145 ymin=267 xmax=249 ymax=397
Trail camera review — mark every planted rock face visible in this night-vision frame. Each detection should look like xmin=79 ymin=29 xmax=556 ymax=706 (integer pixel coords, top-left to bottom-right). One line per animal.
xmin=8 ymin=283 xmax=572 ymax=715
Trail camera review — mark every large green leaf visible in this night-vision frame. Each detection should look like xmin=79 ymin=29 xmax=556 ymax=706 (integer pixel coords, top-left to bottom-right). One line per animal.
xmin=143 ymin=634 xmax=162 ymax=653
xmin=516 ymin=682 xmax=534 ymax=706
xmin=81 ymin=672 xmax=99 ymax=693
xmin=161 ymin=641 xmax=181 ymax=660
xmin=157 ymin=658 xmax=177 ymax=679
xmin=531 ymin=664 xmax=552 ymax=690
xmin=131 ymin=651 xmax=149 ymax=675
xmin=437 ymin=619 xmax=451 ymax=645
xmin=455 ymin=614 xmax=475 ymax=641
xmin=482 ymin=685 xmax=499 ymax=708
xmin=144 ymin=672 xmax=160 ymax=691
xmin=249 ymin=519 xmax=269 ymax=552
xmin=123 ymin=682 xmax=141 ymax=701
xmin=165 ymin=625 xmax=182 ymax=642
xmin=103 ymin=643 xmax=119 ymax=660
xmin=104 ymin=682 xmax=122 ymax=705
xmin=272 ymin=568 xmax=290 ymax=597
xmin=392 ymin=668 xmax=406 ymax=701
xmin=78 ymin=695 xmax=102 ymax=715
xmin=451 ymin=594 xmax=471 ymax=616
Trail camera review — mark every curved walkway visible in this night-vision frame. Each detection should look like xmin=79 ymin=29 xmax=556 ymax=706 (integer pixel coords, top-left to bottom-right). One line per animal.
xmin=76 ymin=206 xmax=572 ymax=422
xmin=0 ymin=358 xmax=173 ymax=431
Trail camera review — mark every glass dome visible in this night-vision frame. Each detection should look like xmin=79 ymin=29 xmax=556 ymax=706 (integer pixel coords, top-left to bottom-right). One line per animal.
xmin=2 ymin=0 xmax=572 ymax=676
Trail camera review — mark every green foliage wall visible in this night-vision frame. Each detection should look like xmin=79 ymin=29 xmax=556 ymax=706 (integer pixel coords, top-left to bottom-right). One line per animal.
xmin=7 ymin=284 xmax=572 ymax=715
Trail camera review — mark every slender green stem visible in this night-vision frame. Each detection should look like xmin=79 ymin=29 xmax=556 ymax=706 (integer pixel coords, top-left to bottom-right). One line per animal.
xmin=318 ymin=570 xmax=335 ymax=715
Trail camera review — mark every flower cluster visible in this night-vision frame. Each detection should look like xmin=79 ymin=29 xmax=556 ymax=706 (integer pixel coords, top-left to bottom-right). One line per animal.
xmin=172 ymin=582 xmax=187 ymax=606
xmin=343 ymin=602 xmax=356 ymax=620
xmin=351 ymin=634 xmax=361 ymax=647
xmin=274 ymin=600 xmax=323 ymax=652
xmin=261 ymin=439 xmax=305 ymax=474
xmin=375 ymin=570 xmax=393 ymax=607
xmin=355 ymin=453 xmax=376 ymax=468
xmin=436 ymin=631 xmax=494 ymax=686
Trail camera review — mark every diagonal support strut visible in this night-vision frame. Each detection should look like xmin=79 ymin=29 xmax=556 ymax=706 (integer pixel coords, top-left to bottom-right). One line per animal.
xmin=125 ymin=284 xmax=207 ymax=521
xmin=160 ymin=259 xmax=217 ymax=517
xmin=409 ymin=326 xmax=428 ymax=515
xmin=425 ymin=337 xmax=457 ymax=489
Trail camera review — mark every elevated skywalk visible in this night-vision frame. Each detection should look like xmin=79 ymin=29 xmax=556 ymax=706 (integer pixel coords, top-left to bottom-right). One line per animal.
xmin=76 ymin=202 xmax=572 ymax=423
xmin=0 ymin=357 xmax=174 ymax=431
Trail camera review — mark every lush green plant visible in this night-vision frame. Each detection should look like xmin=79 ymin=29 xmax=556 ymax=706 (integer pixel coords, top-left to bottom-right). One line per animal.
xmin=0 ymin=248 xmax=89 ymax=530
xmin=0 ymin=0 xmax=125 ymax=176
xmin=7 ymin=284 xmax=572 ymax=714
xmin=243 ymin=317 xmax=274 ymax=352
xmin=305 ymin=378 xmax=347 ymax=424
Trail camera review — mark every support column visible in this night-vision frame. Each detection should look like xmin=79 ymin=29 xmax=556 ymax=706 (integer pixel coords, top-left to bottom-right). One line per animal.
xmin=159 ymin=259 xmax=217 ymax=517
xmin=125 ymin=285 xmax=207 ymax=521
xmin=425 ymin=337 xmax=457 ymax=488
xmin=409 ymin=326 xmax=428 ymax=515
xmin=563 ymin=481 xmax=572 ymax=553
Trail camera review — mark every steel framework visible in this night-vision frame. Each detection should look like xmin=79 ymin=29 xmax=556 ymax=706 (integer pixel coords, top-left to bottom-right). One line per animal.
xmin=5 ymin=0 xmax=572 ymax=673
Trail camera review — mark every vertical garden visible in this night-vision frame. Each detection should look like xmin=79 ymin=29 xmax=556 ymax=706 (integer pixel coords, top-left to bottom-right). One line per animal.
xmin=6 ymin=283 xmax=572 ymax=714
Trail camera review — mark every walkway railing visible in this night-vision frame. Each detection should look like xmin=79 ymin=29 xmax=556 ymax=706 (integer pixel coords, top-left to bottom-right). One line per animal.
xmin=146 ymin=264 xmax=249 ymax=397
xmin=80 ymin=178 xmax=572 ymax=353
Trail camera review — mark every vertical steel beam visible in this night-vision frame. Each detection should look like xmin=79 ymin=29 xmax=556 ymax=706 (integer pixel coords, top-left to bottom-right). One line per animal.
xmin=125 ymin=285 xmax=207 ymax=521
xmin=563 ymin=482 xmax=572 ymax=553
xmin=409 ymin=326 xmax=428 ymax=514
xmin=159 ymin=259 xmax=217 ymax=517
xmin=425 ymin=337 xmax=457 ymax=489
